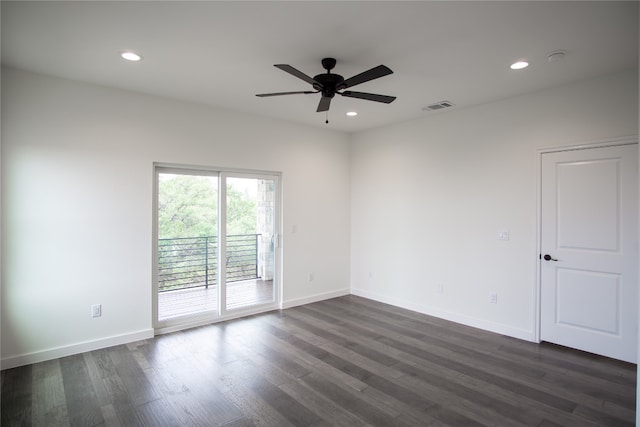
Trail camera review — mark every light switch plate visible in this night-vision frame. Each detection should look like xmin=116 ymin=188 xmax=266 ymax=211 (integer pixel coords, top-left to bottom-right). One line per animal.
xmin=91 ymin=304 xmax=102 ymax=317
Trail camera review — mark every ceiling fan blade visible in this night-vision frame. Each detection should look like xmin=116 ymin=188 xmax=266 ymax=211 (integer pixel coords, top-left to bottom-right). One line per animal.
xmin=317 ymin=96 xmax=332 ymax=112
xmin=274 ymin=64 xmax=319 ymax=86
xmin=256 ymin=91 xmax=317 ymax=97
xmin=339 ymin=65 xmax=393 ymax=90
xmin=340 ymin=91 xmax=396 ymax=104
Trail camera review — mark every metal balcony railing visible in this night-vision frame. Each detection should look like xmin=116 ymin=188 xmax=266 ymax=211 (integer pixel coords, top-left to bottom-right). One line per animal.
xmin=157 ymin=234 xmax=260 ymax=292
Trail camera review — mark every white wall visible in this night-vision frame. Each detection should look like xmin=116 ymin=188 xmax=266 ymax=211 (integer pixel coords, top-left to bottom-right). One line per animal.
xmin=350 ymin=68 xmax=639 ymax=341
xmin=1 ymin=68 xmax=351 ymax=368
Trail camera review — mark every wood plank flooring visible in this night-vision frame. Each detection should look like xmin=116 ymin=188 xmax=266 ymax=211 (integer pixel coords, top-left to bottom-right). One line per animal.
xmin=2 ymin=295 xmax=636 ymax=426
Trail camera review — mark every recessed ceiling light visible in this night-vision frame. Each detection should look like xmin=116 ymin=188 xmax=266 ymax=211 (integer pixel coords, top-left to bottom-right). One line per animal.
xmin=120 ymin=51 xmax=142 ymax=62
xmin=510 ymin=61 xmax=529 ymax=70
xmin=346 ymin=111 xmax=358 ymax=117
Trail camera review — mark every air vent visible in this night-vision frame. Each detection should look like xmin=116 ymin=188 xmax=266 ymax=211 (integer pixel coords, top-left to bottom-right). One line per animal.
xmin=422 ymin=101 xmax=455 ymax=111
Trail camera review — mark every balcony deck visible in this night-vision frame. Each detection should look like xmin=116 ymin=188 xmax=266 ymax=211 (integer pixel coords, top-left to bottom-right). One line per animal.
xmin=158 ymin=279 xmax=274 ymax=321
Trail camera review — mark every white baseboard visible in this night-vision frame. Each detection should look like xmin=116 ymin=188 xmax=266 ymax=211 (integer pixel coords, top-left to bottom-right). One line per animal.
xmin=282 ymin=288 xmax=350 ymax=310
xmin=351 ymin=287 xmax=535 ymax=342
xmin=1 ymin=329 xmax=154 ymax=370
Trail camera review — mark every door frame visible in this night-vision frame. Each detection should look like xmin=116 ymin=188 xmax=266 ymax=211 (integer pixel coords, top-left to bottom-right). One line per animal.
xmin=534 ymin=135 xmax=639 ymax=344
xmin=152 ymin=162 xmax=282 ymax=335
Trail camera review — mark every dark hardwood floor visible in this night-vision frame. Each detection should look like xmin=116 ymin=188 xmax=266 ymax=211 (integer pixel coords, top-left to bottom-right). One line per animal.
xmin=2 ymin=295 xmax=636 ymax=426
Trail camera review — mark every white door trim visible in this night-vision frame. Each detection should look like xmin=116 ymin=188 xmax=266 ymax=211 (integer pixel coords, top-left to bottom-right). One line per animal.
xmin=534 ymin=135 xmax=638 ymax=344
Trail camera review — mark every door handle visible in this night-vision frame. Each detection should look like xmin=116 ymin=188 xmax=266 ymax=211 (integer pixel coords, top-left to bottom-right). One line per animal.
xmin=543 ymin=254 xmax=558 ymax=261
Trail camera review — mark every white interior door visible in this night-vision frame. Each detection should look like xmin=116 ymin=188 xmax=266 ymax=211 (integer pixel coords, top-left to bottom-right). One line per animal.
xmin=540 ymin=144 xmax=638 ymax=362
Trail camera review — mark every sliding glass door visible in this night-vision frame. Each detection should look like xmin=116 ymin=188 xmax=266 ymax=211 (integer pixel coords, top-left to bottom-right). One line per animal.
xmin=156 ymin=170 xmax=219 ymax=322
xmin=154 ymin=167 xmax=280 ymax=329
xmin=222 ymin=174 xmax=277 ymax=311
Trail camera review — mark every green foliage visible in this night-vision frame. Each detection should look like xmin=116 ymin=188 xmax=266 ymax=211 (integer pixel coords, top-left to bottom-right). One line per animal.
xmin=158 ymin=174 xmax=218 ymax=238
xmin=226 ymin=185 xmax=257 ymax=235
xmin=158 ymin=174 xmax=257 ymax=239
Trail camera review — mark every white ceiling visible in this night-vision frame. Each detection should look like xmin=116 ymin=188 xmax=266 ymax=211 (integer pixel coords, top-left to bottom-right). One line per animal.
xmin=2 ymin=1 xmax=638 ymax=133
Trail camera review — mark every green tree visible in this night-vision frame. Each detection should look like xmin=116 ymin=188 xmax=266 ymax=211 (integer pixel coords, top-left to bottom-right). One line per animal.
xmin=158 ymin=174 xmax=218 ymax=238
xmin=226 ymin=185 xmax=257 ymax=235
xmin=158 ymin=174 xmax=258 ymax=238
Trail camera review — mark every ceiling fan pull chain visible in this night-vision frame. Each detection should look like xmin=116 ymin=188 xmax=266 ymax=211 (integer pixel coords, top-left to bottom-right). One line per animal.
xmin=325 ymin=111 xmax=329 ymax=124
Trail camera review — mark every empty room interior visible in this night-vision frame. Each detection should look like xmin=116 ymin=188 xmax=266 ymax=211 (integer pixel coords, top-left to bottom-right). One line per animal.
xmin=1 ymin=1 xmax=639 ymax=426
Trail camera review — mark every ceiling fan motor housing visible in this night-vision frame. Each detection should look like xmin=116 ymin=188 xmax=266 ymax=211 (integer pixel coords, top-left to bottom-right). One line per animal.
xmin=313 ymin=73 xmax=345 ymax=98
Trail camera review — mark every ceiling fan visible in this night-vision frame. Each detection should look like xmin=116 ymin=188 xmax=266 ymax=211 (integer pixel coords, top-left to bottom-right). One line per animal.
xmin=256 ymin=58 xmax=396 ymax=114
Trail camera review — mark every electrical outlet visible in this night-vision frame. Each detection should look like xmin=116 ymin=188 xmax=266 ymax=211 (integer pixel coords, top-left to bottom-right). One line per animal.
xmin=489 ymin=292 xmax=498 ymax=304
xmin=308 ymin=272 xmax=314 ymax=282
xmin=91 ymin=304 xmax=102 ymax=317
xmin=436 ymin=283 xmax=444 ymax=294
